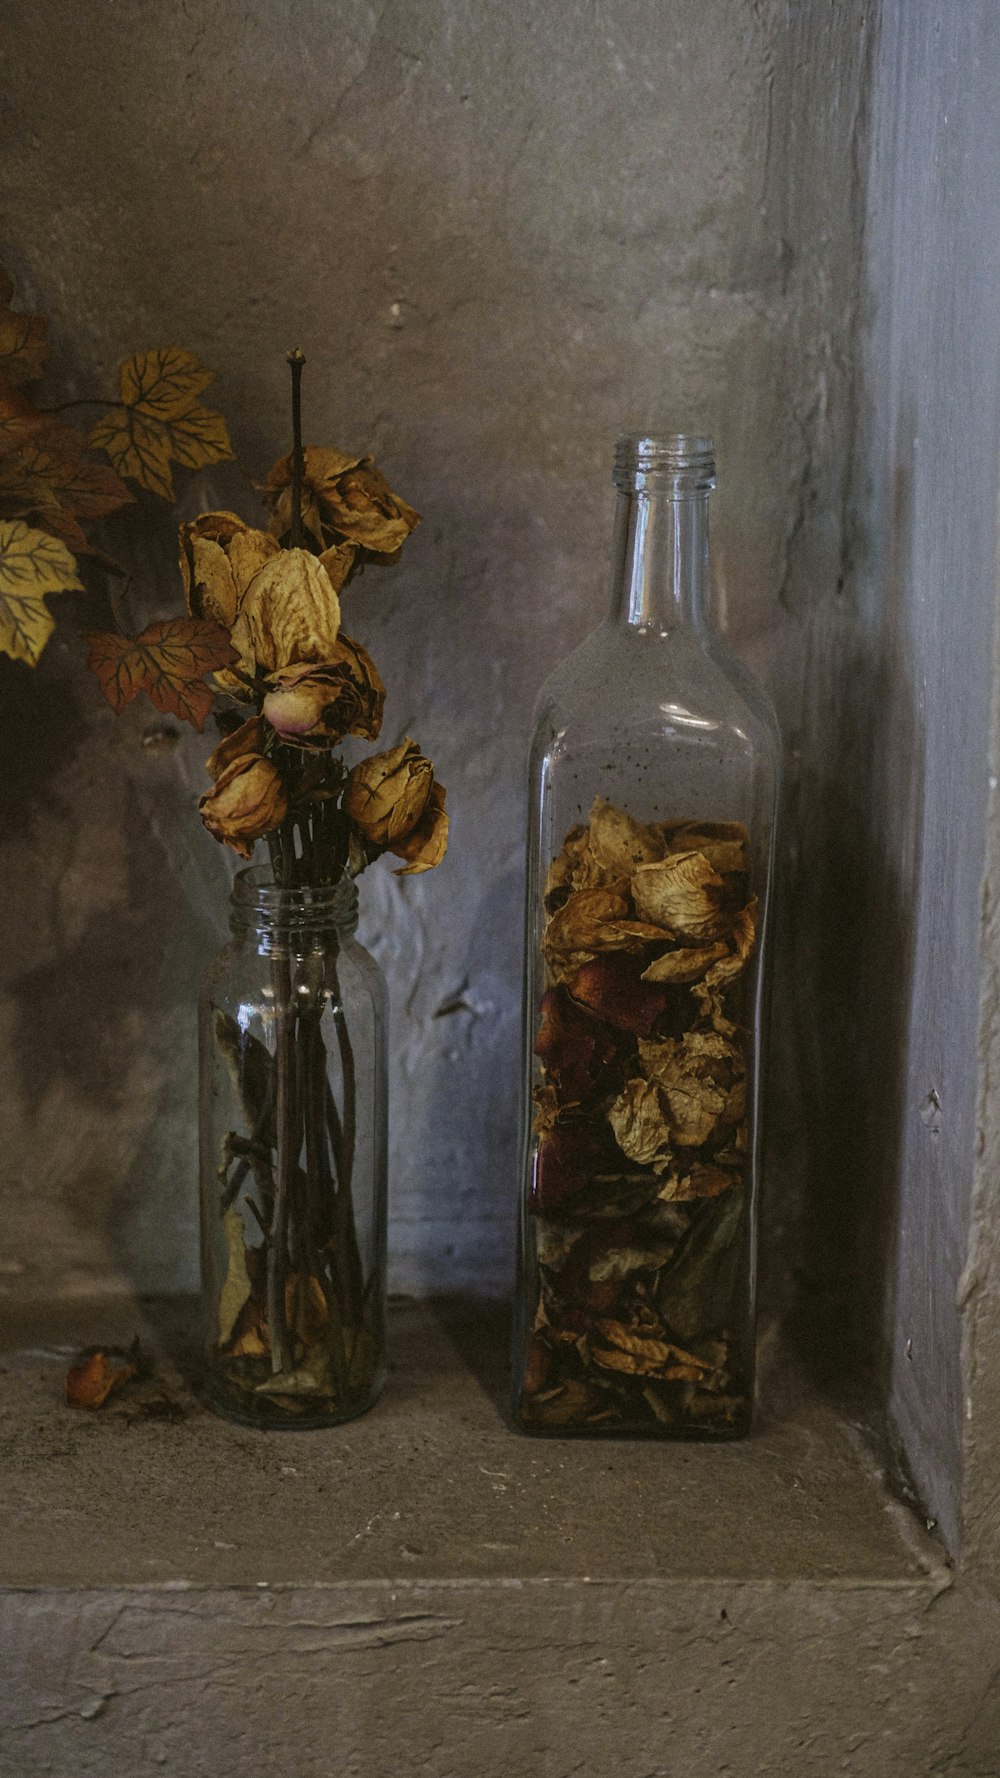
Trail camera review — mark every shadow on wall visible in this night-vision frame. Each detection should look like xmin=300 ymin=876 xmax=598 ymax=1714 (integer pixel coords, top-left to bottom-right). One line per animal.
xmin=787 ymin=414 xmax=921 ymax=1421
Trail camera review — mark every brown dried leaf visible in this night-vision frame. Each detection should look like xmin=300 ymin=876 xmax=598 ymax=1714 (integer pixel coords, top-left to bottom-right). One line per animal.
xmin=0 ymin=519 xmax=84 ymax=666
xmin=631 ymin=850 xmax=729 ymax=940
xmin=86 ymin=616 xmax=238 ymax=730
xmin=89 ymin=349 xmax=233 ymax=499
xmin=592 ymin=1320 xmax=711 ymax=1376
xmin=218 ymin=1206 xmax=253 ymax=1345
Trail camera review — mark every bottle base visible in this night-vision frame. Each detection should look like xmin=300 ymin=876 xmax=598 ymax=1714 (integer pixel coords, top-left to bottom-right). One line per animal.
xmin=199 ymin=1366 xmax=386 ymax=1432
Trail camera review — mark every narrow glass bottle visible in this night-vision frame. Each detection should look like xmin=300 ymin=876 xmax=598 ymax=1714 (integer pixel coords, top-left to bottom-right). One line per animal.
xmin=199 ymin=867 xmax=387 ymax=1429
xmin=514 ymin=434 xmax=780 ymax=1438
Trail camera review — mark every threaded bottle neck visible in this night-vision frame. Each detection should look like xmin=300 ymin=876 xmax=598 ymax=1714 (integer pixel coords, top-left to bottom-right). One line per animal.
xmin=608 ymin=432 xmax=714 ymax=632
xmin=229 ymin=865 xmax=359 ymax=943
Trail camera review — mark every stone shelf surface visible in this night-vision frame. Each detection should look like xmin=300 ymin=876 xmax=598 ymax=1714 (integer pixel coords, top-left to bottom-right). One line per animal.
xmin=0 ymin=1294 xmax=936 ymax=1590
xmin=7 ymin=1298 xmax=1000 ymax=1778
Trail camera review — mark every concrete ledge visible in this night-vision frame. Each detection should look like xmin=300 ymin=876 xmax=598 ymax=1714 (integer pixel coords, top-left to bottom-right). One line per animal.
xmin=6 ymin=1298 xmax=1000 ymax=1777
xmin=1 ymin=1296 xmax=936 ymax=1589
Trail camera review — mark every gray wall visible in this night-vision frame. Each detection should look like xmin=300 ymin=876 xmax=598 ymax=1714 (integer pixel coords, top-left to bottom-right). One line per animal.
xmin=2 ymin=0 xmax=864 ymax=1310
xmin=856 ymin=2 xmax=1000 ymax=1563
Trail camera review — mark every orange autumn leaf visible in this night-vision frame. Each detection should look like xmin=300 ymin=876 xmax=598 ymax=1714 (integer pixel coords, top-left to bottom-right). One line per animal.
xmin=65 ymin=1348 xmax=137 ymax=1409
xmin=89 ymin=347 xmax=234 ymax=499
xmin=0 ymin=268 xmax=47 ymax=387
xmin=0 ymin=429 xmax=133 ymax=553
xmin=85 ymin=616 xmax=239 ymax=730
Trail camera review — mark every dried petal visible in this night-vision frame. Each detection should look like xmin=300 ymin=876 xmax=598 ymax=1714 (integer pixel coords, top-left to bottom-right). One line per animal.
xmin=566 ymin=953 xmax=677 ymax=1035
xmin=534 ymin=985 xmax=622 ymax=1104
xmin=631 ymin=850 xmax=729 ymax=940
xmin=544 ymin=825 xmax=612 ymax=908
xmin=391 ymin=781 xmax=449 ymax=875
xmin=266 ymin=446 xmax=420 ymax=556
xmin=230 ymin=547 xmax=341 ymax=676
xmin=179 ymin=510 xmax=280 ymax=630
xmin=661 ymin=820 xmax=749 ymax=874
xmin=65 ymin=1348 xmax=138 ymax=1409
xmin=205 ymin=715 xmax=268 ymax=780
xmin=587 ymin=797 xmax=665 ymax=876
xmin=607 ymin=1077 xmax=675 ymax=1173
xmin=640 ymin=939 xmax=730 ymax=983
xmin=543 ymin=884 xmax=667 ymax=957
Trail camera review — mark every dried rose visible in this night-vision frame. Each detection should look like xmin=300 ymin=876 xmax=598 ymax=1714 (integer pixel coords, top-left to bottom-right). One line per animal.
xmin=199 ymin=754 xmax=287 ymax=858
xmin=179 ymin=510 xmax=281 ymax=630
xmin=266 ymin=446 xmax=420 ymax=558
xmin=229 ymin=547 xmax=342 ymax=678
xmin=342 ymin=738 xmax=434 ymax=845
xmin=205 ymin=714 xmax=268 ymax=780
xmin=390 ymin=781 xmax=449 ymax=875
xmin=262 ymin=636 xmax=385 ymax=747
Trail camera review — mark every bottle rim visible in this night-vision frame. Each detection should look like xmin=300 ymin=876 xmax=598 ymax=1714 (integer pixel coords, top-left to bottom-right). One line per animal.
xmin=613 ymin=433 xmax=716 ymax=492
xmin=230 ymin=864 xmax=359 ymax=937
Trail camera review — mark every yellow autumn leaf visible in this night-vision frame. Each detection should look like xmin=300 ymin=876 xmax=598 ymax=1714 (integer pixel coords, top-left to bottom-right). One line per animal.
xmin=89 ymin=405 xmax=175 ymax=499
xmin=118 ymin=347 xmax=214 ymax=419
xmin=0 ymin=519 xmax=83 ymax=665
xmin=88 ymin=346 xmax=234 ymax=499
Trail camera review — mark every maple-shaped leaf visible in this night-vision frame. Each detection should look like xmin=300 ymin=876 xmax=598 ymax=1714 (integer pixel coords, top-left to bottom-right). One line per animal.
xmin=88 ymin=347 xmax=234 ymax=499
xmin=0 ymin=268 xmax=48 ymax=387
xmin=0 ymin=518 xmax=84 ymax=666
xmin=0 ymin=427 xmax=134 ymax=555
xmin=119 ymin=347 xmax=215 ymax=419
xmin=85 ymin=615 xmax=238 ymax=730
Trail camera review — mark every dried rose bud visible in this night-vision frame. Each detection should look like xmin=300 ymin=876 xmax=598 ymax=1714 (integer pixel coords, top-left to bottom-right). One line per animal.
xmin=199 ymin=756 xmax=288 ymax=859
xmin=266 ymin=446 xmax=420 ymax=558
xmin=262 ymin=636 xmax=385 ymax=748
xmin=179 ymin=511 xmax=281 ymax=630
xmin=342 ymin=738 xmax=434 ymax=845
xmin=390 ymin=781 xmax=448 ymax=875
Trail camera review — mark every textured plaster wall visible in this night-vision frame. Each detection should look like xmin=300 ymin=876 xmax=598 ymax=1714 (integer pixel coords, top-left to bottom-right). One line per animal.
xmin=825 ymin=1 xmax=1000 ymax=1558
xmin=1 ymin=0 xmax=857 ymax=1305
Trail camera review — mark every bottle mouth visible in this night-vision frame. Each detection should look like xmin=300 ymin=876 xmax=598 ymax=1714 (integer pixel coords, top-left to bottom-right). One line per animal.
xmin=613 ymin=433 xmax=716 ymax=493
xmin=230 ymin=864 xmax=359 ymax=938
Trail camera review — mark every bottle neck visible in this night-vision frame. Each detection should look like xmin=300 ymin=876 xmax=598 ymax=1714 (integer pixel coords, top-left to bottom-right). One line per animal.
xmin=230 ymin=865 xmax=358 ymax=951
xmin=607 ymin=487 xmax=711 ymax=634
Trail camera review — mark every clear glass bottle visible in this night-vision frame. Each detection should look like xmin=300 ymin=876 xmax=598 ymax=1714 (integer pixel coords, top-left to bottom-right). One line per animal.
xmin=514 ymin=434 xmax=780 ymax=1438
xmin=199 ymin=867 xmax=387 ymax=1429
